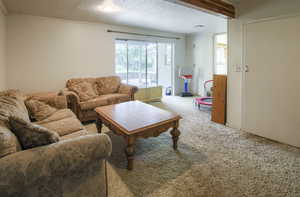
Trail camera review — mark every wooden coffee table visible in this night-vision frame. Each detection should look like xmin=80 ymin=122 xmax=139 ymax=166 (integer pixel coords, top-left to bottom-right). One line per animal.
xmin=95 ymin=101 xmax=182 ymax=170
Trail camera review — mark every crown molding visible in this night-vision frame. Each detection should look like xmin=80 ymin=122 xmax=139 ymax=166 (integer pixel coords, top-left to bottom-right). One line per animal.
xmin=0 ymin=0 xmax=8 ymax=15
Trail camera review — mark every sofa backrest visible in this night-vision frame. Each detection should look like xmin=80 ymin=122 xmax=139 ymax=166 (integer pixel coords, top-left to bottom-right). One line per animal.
xmin=66 ymin=77 xmax=97 ymax=92
xmin=95 ymin=76 xmax=121 ymax=95
xmin=0 ymin=90 xmax=30 ymax=122
xmin=0 ymin=90 xmax=29 ymax=158
xmin=66 ymin=76 xmax=121 ymax=96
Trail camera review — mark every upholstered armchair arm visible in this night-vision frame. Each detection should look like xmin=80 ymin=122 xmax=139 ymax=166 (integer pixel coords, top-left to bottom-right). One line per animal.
xmin=0 ymin=134 xmax=112 ymax=197
xmin=27 ymin=92 xmax=68 ymax=109
xmin=59 ymin=88 xmax=81 ymax=115
xmin=59 ymin=88 xmax=80 ymax=103
xmin=118 ymin=84 xmax=138 ymax=100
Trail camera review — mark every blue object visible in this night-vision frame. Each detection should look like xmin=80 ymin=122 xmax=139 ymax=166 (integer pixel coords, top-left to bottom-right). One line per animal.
xmin=165 ymin=87 xmax=172 ymax=96
xmin=180 ymin=75 xmax=193 ymax=97
xmin=184 ymin=79 xmax=189 ymax=93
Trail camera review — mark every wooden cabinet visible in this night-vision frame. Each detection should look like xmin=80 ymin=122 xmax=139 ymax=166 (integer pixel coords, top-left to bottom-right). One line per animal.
xmin=212 ymin=75 xmax=227 ymax=124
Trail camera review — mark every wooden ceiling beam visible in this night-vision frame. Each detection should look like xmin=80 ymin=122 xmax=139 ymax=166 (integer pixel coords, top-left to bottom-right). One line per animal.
xmin=169 ymin=0 xmax=235 ymax=18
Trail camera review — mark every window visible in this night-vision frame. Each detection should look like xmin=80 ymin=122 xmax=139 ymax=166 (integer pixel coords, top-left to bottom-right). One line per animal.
xmin=214 ymin=33 xmax=228 ymax=75
xmin=115 ymin=40 xmax=127 ymax=83
xmin=115 ymin=40 xmax=173 ymax=88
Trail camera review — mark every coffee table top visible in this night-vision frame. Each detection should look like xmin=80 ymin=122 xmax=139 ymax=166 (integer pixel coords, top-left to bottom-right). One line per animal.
xmin=95 ymin=101 xmax=182 ymax=135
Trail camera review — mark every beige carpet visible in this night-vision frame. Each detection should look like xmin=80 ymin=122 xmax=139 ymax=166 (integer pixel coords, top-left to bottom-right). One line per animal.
xmin=85 ymin=96 xmax=300 ymax=197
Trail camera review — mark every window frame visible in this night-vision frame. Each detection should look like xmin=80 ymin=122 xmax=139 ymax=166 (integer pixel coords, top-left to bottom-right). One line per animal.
xmin=213 ymin=33 xmax=228 ymax=75
xmin=114 ymin=39 xmax=174 ymax=89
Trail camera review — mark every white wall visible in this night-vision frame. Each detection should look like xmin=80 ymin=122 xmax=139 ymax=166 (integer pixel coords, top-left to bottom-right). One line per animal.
xmin=185 ymin=21 xmax=227 ymax=96
xmin=227 ymin=19 xmax=242 ymax=129
xmin=157 ymin=43 xmax=172 ymax=89
xmin=236 ymin=0 xmax=300 ymax=21
xmin=186 ymin=33 xmax=214 ymax=96
xmin=0 ymin=1 xmax=6 ymax=91
xmin=228 ymin=0 xmax=300 ymax=131
xmin=6 ymin=14 xmax=186 ymax=93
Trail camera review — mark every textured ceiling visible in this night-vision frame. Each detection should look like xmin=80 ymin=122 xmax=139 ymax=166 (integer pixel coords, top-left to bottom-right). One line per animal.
xmin=3 ymin=0 xmax=227 ymax=34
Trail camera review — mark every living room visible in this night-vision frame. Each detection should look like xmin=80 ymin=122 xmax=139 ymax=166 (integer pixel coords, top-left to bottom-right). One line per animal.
xmin=0 ymin=0 xmax=299 ymax=197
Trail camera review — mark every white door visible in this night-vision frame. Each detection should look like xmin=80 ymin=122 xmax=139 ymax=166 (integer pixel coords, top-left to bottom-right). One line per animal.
xmin=243 ymin=16 xmax=300 ymax=147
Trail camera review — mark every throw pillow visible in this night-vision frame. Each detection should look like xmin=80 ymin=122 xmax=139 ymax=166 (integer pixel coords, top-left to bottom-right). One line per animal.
xmin=8 ymin=116 xmax=60 ymax=149
xmin=0 ymin=120 xmax=22 ymax=159
xmin=96 ymin=76 xmax=121 ymax=95
xmin=68 ymin=81 xmax=97 ymax=101
xmin=25 ymin=99 xmax=57 ymax=121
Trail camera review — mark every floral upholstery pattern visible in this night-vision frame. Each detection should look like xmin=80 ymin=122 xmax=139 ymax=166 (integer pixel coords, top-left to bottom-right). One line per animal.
xmin=0 ymin=121 xmax=22 ymax=158
xmin=96 ymin=76 xmax=121 ymax=95
xmin=0 ymin=89 xmax=27 ymax=101
xmin=63 ymin=76 xmax=138 ymax=122
xmin=37 ymin=113 xmax=85 ymax=136
xmin=79 ymin=94 xmax=130 ymax=110
xmin=25 ymin=99 xmax=57 ymax=121
xmin=98 ymin=94 xmax=131 ymax=105
xmin=79 ymin=97 xmax=108 ymax=111
xmin=0 ymin=96 xmax=30 ymax=123
xmin=67 ymin=80 xmax=98 ymax=101
xmin=27 ymin=92 xmax=68 ymax=109
xmin=0 ymin=90 xmax=112 ymax=197
xmin=37 ymin=108 xmax=76 ymax=124
xmin=0 ymin=134 xmax=111 ymax=197
xmin=60 ymin=129 xmax=91 ymax=141
xmin=35 ymin=108 xmax=85 ymax=137
xmin=0 ymin=92 xmax=30 ymax=159
xmin=8 ymin=116 xmax=60 ymax=149
xmin=119 ymin=84 xmax=139 ymax=95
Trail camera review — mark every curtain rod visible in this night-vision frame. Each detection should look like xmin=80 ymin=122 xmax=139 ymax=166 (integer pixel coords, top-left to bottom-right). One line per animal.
xmin=107 ymin=29 xmax=181 ymax=40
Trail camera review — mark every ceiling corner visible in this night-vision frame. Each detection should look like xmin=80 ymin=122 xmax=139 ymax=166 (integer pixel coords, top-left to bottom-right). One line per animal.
xmin=0 ymin=0 xmax=8 ymax=15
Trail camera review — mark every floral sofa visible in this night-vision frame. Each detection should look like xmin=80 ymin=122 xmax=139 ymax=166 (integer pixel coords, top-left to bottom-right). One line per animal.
xmin=62 ymin=76 xmax=138 ymax=122
xmin=0 ymin=90 xmax=112 ymax=197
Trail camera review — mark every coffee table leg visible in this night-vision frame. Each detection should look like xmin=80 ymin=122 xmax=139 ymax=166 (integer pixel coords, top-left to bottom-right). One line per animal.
xmin=171 ymin=121 xmax=181 ymax=150
xmin=125 ymin=136 xmax=135 ymax=170
xmin=96 ymin=117 xmax=103 ymax=133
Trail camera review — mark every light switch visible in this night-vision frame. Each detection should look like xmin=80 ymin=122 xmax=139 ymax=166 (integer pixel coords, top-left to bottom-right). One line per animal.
xmin=235 ymin=65 xmax=242 ymax=72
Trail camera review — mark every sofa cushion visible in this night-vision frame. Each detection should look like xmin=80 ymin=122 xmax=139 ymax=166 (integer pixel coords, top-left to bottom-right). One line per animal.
xmin=0 ymin=121 xmax=22 ymax=158
xmin=27 ymin=92 xmax=67 ymax=109
xmin=8 ymin=116 xmax=60 ymax=149
xmin=96 ymin=76 xmax=121 ymax=95
xmin=37 ymin=109 xmax=75 ymax=124
xmin=0 ymin=89 xmax=27 ymax=101
xmin=99 ymin=94 xmax=131 ymax=105
xmin=68 ymin=81 xmax=97 ymax=101
xmin=37 ymin=110 xmax=85 ymax=136
xmin=60 ymin=129 xmax=91 ymax=141
xmin=25 ymin=99 xmax=57 ymax=121
xmin=79 ymin=97 xmax=108 ymax=110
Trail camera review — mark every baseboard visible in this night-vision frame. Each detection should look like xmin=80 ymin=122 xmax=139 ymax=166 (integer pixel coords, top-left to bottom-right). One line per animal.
xmin=226 ymin=122 xmax=242 ymax=130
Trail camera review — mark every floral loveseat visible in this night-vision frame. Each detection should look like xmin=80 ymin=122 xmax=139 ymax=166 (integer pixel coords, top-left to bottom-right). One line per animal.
xmin=62 ymin=76 xmax=138 ymax=122
xmin=0 ymin=90 xmax=112 ymax=197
